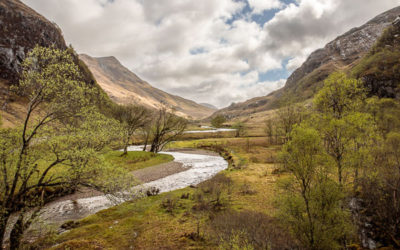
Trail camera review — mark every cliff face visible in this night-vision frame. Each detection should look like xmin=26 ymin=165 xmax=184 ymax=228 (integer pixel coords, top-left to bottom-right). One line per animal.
xmin=0 ymin=0 xmax=67 ymax=84
xmin=213 ymin=6 xmax=400 ymax=119
xmin=80 ymin=54 xmax=216 ymax=120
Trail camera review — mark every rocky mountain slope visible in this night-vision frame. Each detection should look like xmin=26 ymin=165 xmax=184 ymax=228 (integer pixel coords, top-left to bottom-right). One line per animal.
xmin=0 ymin=0 xmax=112 ymax=127
xmin=213 ymin=6 xmax=400 ymax=119
xmin=0 ymin=0 xmax=67 ymax=83
xmin=351 ymin=16 xmax=400 ymax=98
xmin=80 ymin=54 xmax=215 ymax=120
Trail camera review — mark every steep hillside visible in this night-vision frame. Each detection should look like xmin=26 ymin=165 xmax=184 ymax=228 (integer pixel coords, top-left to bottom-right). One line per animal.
xmin=214 ymin=6 xmax=400 ymax=119
xmin=80 ymin=54 xmax=215 ymax=120
xmin=352 ymin=16 xmax=400 ymax=98
xmin=0 ymin=0 xmax=113 ymax=126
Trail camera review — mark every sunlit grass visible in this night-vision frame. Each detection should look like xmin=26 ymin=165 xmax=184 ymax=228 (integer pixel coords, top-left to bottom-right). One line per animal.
xmin=103 ymin=151 xmax=174 ymax=171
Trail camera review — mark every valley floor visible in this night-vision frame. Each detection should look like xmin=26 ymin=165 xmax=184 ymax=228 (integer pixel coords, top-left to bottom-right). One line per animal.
xmin=31 ymin=137 xmax=282 ymax=249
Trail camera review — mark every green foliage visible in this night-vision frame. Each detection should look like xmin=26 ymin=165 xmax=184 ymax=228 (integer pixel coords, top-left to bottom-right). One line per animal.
xmin=314 ymin=72 xmax=365 ymax=118
xmin=211 ymin=114 xmax=226 ymax=128
xmin=0 ymin=46 xmax=129 ymax=248
xmin=278 ymin=125 xmax=352 ymax=249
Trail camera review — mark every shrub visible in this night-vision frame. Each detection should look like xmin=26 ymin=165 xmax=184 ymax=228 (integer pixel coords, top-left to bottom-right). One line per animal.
xmin=146 ymin=187 xmax=160 ymax=196
xmin=161 ymin=195 xmax=179 ymax=214
xmin=193 ymin=174 xmax=233 ymax=211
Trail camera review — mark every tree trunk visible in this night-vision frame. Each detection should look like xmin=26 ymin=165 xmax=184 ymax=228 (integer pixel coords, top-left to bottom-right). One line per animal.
xmin=9 ymin=214 xmax=24 ymax=250
xmin=143 ymin=133 xmax=149 ymax=151
xmin=121 ymin=145 xmax=128 ymax=156
xmin=0 ymin=210 xmax=10 ymax=249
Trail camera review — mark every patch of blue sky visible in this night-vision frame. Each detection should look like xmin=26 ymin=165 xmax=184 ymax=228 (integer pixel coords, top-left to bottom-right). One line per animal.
xmin=259 ymin=57 xmax=292 ymax=81
xmin=189 ymin=47 xmax=207 ymax=55
xmin=226 ymin=0 xmax=299 ymax=27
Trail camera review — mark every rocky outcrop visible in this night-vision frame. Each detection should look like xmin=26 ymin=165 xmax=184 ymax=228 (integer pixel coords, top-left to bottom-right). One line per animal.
xmin=0 ymin=0 xmax=68 ymax=84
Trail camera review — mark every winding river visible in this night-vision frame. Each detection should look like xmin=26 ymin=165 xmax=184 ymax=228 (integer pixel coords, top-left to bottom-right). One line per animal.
xmin=39 ymin=146 xmax=228 ymax=224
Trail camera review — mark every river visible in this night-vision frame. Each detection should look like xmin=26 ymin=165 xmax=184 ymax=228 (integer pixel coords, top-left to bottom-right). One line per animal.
xmin=39 ymin=146 xmax=228 ymax=224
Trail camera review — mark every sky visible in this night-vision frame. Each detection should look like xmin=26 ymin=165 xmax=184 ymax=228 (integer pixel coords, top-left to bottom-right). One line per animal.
xmin=22 ymin=0 xmax=400 ymax=108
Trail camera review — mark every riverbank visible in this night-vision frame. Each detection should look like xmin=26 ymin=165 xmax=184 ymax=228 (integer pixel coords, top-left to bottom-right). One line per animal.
xmin=36 ymin=137 xmax=283 ymax=249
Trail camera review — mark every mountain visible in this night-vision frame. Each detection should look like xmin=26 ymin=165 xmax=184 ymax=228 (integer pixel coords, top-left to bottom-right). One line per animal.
xmin=351 ymin=16 xmax=400 ymax=98
xmin=79 ymin=54 xmax=215 ymax=120
xmin=213 ymin=6 xmax=400 ymax=119
xmin=0 ymin=0 xmax=112 ymax=127
xmin=200 ymin=103 xmax=218 ymax=110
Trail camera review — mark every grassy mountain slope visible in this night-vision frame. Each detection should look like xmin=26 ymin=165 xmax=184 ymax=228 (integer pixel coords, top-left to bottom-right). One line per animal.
xmin=80 ymin=54 xmax=215 ymax=120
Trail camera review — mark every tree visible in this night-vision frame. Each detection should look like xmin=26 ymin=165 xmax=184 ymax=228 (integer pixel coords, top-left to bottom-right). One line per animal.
xmin=278 ymin=125 xmax=352 ymax=249
xmin=211 ymin=115 xmax=226 ymax=128
xmin=313 ymin=72 xmax=367 ymax=186
xmin=0 ymin=46 xmax=127 ymax=248
xmin=354 ymin=132 xmax=400 ymax=248
xmin=113 ymin=104 xmax=151 ymax=155
xmin=232 ymin=121 xmax=246 ymax=137
xmin=150 ymin=107 xmax=187 ymax=153
xmin=264 ymin=119 xmax=273 ymax=143
xmin=276 ymin=102 xmax=305 ymax=143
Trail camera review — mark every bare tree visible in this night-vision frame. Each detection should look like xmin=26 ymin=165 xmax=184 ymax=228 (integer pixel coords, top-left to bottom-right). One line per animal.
xmin=150 ymin=107 xmax=187 ymax=153
xmin=113 ymin=104 xmax=152 ymax=155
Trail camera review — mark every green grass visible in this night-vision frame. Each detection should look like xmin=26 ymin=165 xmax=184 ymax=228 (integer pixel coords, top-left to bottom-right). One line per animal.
xmin=33 ymin=138 xmax=284 ymax=249
xmin=104 ymin=151 xmax=174 ymax=171
xmin=43 ymin=140 xmax=283 ymax=249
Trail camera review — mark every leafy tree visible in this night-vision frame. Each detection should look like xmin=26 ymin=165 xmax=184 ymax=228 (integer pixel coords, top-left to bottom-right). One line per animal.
xmin=150 ymin=107 xmax=187 ymax=153
xmin=278 ymin=125 xmax=352 ymax=249
xmin=0 ymin=46 xmax=127 ymax=248
xmin=313 ymin=72 xmax=367 ymax=185
xmin=113 ymin=104 xmax=151 ymax=155
xmin=211 ymin=115 xmax=226 ymax=128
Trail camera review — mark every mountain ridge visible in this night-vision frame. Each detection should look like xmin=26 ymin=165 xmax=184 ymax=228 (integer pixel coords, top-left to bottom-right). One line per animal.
xmin=212 ymin=6 xmax=400 ymax=119
xmin=79 ymin=54 xmax=215 ymax=120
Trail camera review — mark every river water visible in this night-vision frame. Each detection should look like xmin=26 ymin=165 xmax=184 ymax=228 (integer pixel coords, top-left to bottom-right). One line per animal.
xmin=39 ymin=146 xmax=228 ymax=223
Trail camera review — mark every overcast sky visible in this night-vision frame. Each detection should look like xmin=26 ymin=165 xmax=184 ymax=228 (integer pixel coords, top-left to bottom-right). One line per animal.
xmin=22 ymin=0 xmax=399 ymax=108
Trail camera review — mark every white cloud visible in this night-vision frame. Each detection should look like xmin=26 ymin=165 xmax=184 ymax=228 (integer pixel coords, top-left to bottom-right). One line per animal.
xmin=21 ymin=0 xmax=400 ymax=108
xmin=248 ymin=0 xmax=283 ymax=14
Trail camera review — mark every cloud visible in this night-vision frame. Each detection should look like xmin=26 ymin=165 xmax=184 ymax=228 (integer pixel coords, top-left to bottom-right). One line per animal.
xmin=248 ymin=0 xmax=283 ymax=14
xmin=21 ymin=0 xmax=400 ymax=108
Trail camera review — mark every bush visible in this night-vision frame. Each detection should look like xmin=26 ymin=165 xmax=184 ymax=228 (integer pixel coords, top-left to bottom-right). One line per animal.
xmin=161 ymin=195 xmax=179 ymax=214
xmin=193 ymin=174 xmax=233 ymax=211
xmin=146 ymin=187 xmax=160 ymax=196
xmin=211 ymin=115 xmax=227 ymax=128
